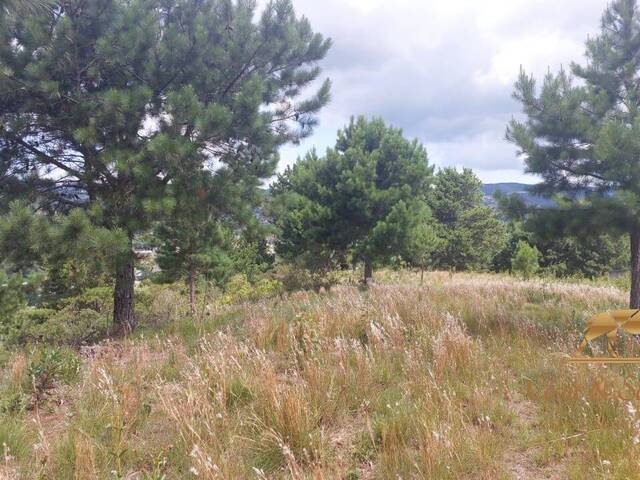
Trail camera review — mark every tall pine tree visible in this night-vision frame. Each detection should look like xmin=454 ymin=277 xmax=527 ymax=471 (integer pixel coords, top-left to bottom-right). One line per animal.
xmin=0 ymin=0 xmax=331 ymax=330
xmin=508 ymin=0 xmax=640 ymax=307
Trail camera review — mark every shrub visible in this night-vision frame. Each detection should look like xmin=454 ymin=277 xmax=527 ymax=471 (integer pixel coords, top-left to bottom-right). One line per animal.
xmin=137 ymin=282 xmax=189 ymax=326
xmin=53 ymin=308 xmax=110 ymax=345
xmin=274 ymin=265 xmax=341 ymax=292
xmin=5 ymin=307 xmax=109 ymax=346
xmin=254 ymin=277 xmax=284 ymax=299
xmin=0 ymin=270 xmax=27 ymax=325
xmin=220 ymin=274 xmax=256 ymax=305
xmin=27 ymin=347 xmax=81 ymax=403
xmin=511 ymin=241 xmax=540 ymax=279
xmin=57 ymin=286 xmax=113 ymax=314
xmin=219 ymin=274 xmax=284 ymax=305
xmin=2 ymin=308 xmax=58 ymax=345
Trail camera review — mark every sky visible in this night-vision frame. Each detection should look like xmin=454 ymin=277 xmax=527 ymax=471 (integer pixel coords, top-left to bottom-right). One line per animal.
xmin=274 ymin=0 xmax=608 ymax=184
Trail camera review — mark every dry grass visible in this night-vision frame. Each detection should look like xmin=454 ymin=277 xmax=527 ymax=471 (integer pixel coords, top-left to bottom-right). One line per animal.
xmin=0 ymin=271 xmax=638 ymax=478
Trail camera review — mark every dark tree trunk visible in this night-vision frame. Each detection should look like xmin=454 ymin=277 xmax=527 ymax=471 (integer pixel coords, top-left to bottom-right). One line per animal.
xmin=631 ymin=226 xmax=640 ymax=309
xmin=420 ymin=266 xmax=424 ymax=284
xmin=113 ymin=247 xmax=136 ymax=334
xmin=364 ymin=258 xmax=373 ymax=285
xmin=187 ymin=267 xmax=196 ymax=316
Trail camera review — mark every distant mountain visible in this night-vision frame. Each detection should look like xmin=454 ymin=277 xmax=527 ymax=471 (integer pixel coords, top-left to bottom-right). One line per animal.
xmin=481 ymin=183 xmax=555 ymax=209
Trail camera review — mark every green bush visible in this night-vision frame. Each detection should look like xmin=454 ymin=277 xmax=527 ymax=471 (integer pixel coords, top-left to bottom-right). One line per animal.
xmin=220 ymin=274 xmax=255 ymax=305
xmin=57 ymin=286 xmax=113 ymax=314
xmin=2 ymin=308 xmax=57 ymax=342
xmin=54 ymin=308 xmax=110 ymax=345
xmin=137 ymin=282 xmax=188 ymax=326
xmin=2 ymin=283 xmax=193 ymax=346
xmin=27 ymin=347 xmax=81 ymax=401
xmin=254 ymin=277 xmax=283 ymax=299
xmin=5 ymin=307 xmax=109 ymax=346
xmin=0 ymin=270 xmax=27 ymax=324
xmin=274 ymin=265 xmax=341 ymax=292
xmin=511 ymin=241 xmax=540 ymax=279
xmin=220 ymin=274 xmax=283 ymax=305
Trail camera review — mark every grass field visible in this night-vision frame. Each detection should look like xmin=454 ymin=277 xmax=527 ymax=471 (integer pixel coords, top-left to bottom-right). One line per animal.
xmin=2 ymin=271 xmax=640 ymax=479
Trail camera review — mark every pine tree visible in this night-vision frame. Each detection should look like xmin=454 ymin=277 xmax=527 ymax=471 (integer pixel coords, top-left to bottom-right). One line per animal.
xmin=0 ymin=0 xmax=331 ymax=330
xmin=511 ymin=240 xmax=540 ymax=279
xmin=272 ymin=117 xmax=435 ymax=283
xmin=403 ymin=211 xmax=441 ymax=283
xmin=429 ymin=168 xmax=506 ymax=271
xmin=155 ymin=171 xmax=236 ymax=315
xmin=508 ymin=0 xmax=640 ymax=307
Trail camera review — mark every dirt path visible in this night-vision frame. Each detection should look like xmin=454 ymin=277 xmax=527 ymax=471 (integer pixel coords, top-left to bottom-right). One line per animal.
xmin=503 ymin=390 xmax=566 ymax=480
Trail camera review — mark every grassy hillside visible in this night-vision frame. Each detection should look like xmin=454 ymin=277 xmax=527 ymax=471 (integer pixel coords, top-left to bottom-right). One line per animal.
xmin=1 ymin=272 xmax=639 ymax=479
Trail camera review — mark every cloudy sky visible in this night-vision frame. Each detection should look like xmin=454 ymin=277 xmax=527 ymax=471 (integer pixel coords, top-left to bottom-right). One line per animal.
xmin=276 ymin=0 xmax=608 ymax=184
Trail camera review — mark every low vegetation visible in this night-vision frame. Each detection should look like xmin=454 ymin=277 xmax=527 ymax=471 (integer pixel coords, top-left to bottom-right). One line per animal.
xmin=1 ymin=271 xmax=639 ymax=479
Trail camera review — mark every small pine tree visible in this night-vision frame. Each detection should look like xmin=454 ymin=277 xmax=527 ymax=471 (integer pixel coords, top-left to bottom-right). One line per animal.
xmin=429 ymin=168 xmax=507 ymax=271
xmin=511 ymin=241 xmax=540 ymax=279
xmin=403 ymin=211 xmax=441 ymax=283
xmin=272 ymin=117 xmax=435 ymax=283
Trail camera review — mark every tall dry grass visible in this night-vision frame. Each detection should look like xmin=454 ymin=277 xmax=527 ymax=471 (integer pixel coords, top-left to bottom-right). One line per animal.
xmin=0 ymin=271 xmax=637 ymax=478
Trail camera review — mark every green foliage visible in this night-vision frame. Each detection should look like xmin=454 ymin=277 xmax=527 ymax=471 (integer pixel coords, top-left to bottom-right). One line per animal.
xmin=254 ymin=277 xmax=284 ymax=299
xmin=135 ymin=282 xmax=190 ymax=327
xmin=537 ymin=235 xmax=628 ymax=278
xmin=1 ymin=308 xmax=55 ymax=341
xmin=507 ymin=0 xmax=640 ymax=304
xmin=0 ymin=202 xmax=126 ymax=303
xmin=0 ymin=0 xmax=331 ymax=326
xmin=0 ymin=269 xmax=28 ymax=325
xmin=230 ymin=236 xmax=276 ymax=281
xmin=0 ymin=202 xmax=49 ymax=272
xmin=5 ymin=307 xmax=109 ymax=346
xmin=2 ymin=287 xmax=113 ymax=346
xmin=156 ymin=172 xmax=235 ymax=290
xmin=494 ymin=192 xmax=629 ymax=278
xmin=272 ymin=117 xmax=435 ymax=279
xmin=511 ymin=241 xmax=540 ymax=279
xmin=402 ymin=208 xmax=441 ymax=273
xmin=57 ymin=286 xmax=113 ymax=314
xmin=220 ymin=273 xmax=282 ymax=305
xmin=220 ymin=274 xmax=254 ymax=305
xmin=274 ymin=264 xmax=342 ymax=292
xmin=430 ymin=168 xmax=507 ymax=271
xmin=27 ymin=347 xmax=82 ymax=399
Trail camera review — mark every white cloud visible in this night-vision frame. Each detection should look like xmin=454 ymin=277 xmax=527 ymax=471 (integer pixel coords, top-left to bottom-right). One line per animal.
xmin=274 ymin=0 xmax=608 ymax=183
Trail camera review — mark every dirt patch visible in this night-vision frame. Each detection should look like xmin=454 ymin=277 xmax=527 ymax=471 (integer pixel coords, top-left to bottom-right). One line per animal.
xmin=504 ymin=391 xmax=566 ymax=480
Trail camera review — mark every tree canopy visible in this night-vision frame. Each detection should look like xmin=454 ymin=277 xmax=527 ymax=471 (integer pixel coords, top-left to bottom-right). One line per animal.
xmin=0 ymin=0 xmax=331 ymax=328
xmin=272 ymin=116 xmax=435 ymax=282
xmin=429 ymin=168 xmax=506 ymax=271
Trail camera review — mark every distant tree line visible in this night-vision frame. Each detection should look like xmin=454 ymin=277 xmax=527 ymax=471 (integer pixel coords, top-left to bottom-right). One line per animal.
xmin=270 ymin=116 xmax=628 ymax=283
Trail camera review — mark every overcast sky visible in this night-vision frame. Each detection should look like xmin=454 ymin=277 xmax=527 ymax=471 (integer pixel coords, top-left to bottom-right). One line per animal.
xmin=275 ymin=0 xmax=608 ymax=184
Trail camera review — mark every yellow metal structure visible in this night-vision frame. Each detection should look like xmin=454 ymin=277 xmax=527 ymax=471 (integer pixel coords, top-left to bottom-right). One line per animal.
xmin=576 ymin=309 xmax=640 ymax=357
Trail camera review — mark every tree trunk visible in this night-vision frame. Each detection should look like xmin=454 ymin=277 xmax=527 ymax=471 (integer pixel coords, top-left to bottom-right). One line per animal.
xmin=364 ymin=258 xmax=373 ymax=285
xmin=113 ymin=247 xmax=136 ymax=334
xmin=187 ymin=267 xmax=196 ymax=317
xmin=631 ymin=226 xmax=640 ymax=309
xmin=420 ymin=266 xmax=424 ymax=284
